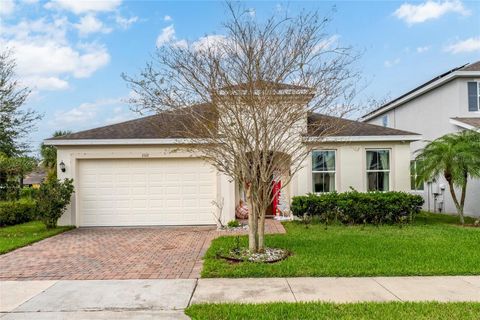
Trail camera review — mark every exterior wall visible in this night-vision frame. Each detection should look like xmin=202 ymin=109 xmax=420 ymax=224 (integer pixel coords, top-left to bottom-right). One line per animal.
xmin=366 ymin=77 xmax=480 ymax=216
xmin=56 ymin=145 xmax=236 ymax=227
xmin=290 ymin=141 xmax=412 ymax=197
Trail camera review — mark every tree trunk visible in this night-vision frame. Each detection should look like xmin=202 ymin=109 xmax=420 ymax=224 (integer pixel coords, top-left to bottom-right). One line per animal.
xmin=246 ymin=184 xmax=258 ymax=252
xmin=459 ymin=171 xmax=468 ymax=226
xmin=445 ymin=174 xmax=464 ymax=225
xmin=258 ymin=210 xmax=266 ymax=252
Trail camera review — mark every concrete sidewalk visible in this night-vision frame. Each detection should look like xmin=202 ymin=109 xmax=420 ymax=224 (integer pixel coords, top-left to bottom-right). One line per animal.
xmin=1 ymin=276 xmax=479 ymax=319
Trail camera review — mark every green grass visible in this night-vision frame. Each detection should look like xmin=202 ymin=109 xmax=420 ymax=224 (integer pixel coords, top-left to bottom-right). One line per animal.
xmin=185 ymin=302 xmax=480 ymax=319
xmin=202 ymin=213 xmax=480 ymax=278
xmin=0 ymin=221 xmax=74 ymax=254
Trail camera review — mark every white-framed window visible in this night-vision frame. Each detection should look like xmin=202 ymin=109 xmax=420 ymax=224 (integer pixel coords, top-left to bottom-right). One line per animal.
xmin=312 ymin=150 xmax=336 ymax=193
xmin=366 ymin=149 xmax=390 ymax=191
xmin=410 ymin=160 xmax=424 ymax=191
xmin=382 ymin=115 xmax=389 ymax=127
xmin=467 ymin=81 xmax=480 ymax=112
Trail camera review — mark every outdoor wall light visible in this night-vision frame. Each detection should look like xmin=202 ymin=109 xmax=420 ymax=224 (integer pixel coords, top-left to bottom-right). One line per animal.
xmin=59 ymin=161 xmax=66 ymax=172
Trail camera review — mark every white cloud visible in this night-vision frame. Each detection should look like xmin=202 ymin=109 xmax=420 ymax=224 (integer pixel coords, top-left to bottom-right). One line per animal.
xmin=416 ymin=45 xmax=430 ymax=53
xmin=191 ymin=35 xmax=228 ymax=52
xmin=74 ymin=14 xmax=112 ymax=36
xmin=52 ymin=98 xmax=119 ymax=126
xmin=444 ymin=37 xmax=480 ymax=54
xmin=247 ymin=8 xmax=256 ymax=17
xmin=1 ymin=17 xmax=110 ymax=91
xmin=172 ymin=39 xmax=188 ymax=49
xmin=45 ymin=0 xmax=122 ymax=14
xmin=115 ymin=15 xmax=138 ymax=29
xmin=313 ymin=35 xmax=340 ymax=54
xmin=0 ymin=0 xmax=15 ymax=16
xmin=384 ymin=58 xmax=401 ymax=68
xmin=21 ymin=0 xmax=40 ymax=4
xmin=156 ymin=24 xmax=176 ymax=47
xmin=51 ymin=97 xmax=137 ymax=129
xmin=163 ymin=15 xmax=172 ymax=22
xmin=394 ymin=0 xmax=469 ymax=25
xmin=22 ymin=75 xmax=69 ymax=91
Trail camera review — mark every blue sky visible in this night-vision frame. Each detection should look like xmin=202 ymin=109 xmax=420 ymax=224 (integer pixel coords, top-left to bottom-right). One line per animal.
xmin=1 ymin=0 xmax=479 ymax=155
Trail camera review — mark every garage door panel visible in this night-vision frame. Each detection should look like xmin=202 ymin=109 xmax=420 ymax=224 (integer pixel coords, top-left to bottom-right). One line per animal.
xmin=78 ymin=158 xmax=216 ymax=226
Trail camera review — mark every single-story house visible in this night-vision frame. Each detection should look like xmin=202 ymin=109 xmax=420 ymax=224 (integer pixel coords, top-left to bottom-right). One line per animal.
xmin=45 ymin=86 xmax=420 ymax=227
xmin=23 ymin=168 xmax=46 ymax=188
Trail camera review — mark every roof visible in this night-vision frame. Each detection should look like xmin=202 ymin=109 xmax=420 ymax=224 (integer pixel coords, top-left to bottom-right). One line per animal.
xmin=307 ymin=113 xmax=418 ymax=137
xmin=460 ymin=61 xmax=480 ymax=72
xmin=24 ymin=170 xmax=46 ymax=185
xmin=450 ymin=117 xmax=480 ymax=130
xmin=46 ymin=104 xmax=418 ymax=144
xmin=361 ymin=60 xmax=480 ymax=121
xmin=48 ymin=103 xmax=215 ymax=140
xmin=221 ymin=80 xmax=311 ymax=91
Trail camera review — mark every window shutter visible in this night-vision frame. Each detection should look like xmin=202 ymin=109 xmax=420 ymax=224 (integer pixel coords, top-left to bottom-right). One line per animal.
xmin=468 ymin=82 xmax=478 ymax=111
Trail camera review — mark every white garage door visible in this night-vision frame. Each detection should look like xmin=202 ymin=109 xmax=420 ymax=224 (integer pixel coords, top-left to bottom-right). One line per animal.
xmin=78 ymin=158 xmax=216 ymax=226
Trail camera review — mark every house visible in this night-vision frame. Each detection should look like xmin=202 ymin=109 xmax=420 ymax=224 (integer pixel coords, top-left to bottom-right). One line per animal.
xmin=44 ymin=84 xmax=419 ymax=227
xmin=361 ymin=61 xmax=480 ymax=216
xmin=23 ymin=169 xmax=46 ymax=188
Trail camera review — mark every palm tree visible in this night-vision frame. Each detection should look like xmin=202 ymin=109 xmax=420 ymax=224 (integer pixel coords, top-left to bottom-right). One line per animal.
xmin=415 ymin=130 xmax=480 ymax=225
xmin=40 ymin=130 xmax=71 ymax=179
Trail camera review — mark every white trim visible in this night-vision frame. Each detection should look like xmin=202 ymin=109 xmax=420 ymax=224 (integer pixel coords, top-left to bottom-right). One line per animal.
xmin=365 ymin=148 xmax=391 ymax=192
xmin=311 ymin=149 xmax=337 ymax=193
xmin=303 ymin=135 xmax=419 ymax=142
xmin=449 ymin=118 xmax=480 ymax=131
xmin=43 ymin=138 xmax=206 ymax=146
xmin=361 ymin=70 xmax=480 ymax=121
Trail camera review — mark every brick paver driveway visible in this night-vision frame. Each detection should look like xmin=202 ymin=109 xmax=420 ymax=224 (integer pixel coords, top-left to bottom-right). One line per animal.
xmin=0 ymin=220 xmax=285 ymax=281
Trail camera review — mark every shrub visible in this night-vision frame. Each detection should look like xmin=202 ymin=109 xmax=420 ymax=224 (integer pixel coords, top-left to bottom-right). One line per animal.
xmin=291 ymin=191 xmax=424 ymax=225
xmin=227 ymin=220 xmax=240 ymax=228
xmin=0 ymin=199 xmax=37 ymax=226
xmin=37 ymin=178 xmax=74 ymax=229
xmin=20 ymin=187 xmax=39 ymax=199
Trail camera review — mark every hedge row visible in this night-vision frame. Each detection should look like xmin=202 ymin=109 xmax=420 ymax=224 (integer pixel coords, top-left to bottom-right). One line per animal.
xmin=291 ymin=191 xmax=424 ymax=225
xmin=0 ymin=199 xmax=37 ymax=227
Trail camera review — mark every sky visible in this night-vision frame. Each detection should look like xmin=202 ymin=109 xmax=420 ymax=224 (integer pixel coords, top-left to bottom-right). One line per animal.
xmin=1 ymin=0 xmax=479 ymax=156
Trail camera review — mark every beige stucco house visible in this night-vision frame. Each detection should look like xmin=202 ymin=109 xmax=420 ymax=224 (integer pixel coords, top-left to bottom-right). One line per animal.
xmin=45 ymin=85 xmax=419 ymax=227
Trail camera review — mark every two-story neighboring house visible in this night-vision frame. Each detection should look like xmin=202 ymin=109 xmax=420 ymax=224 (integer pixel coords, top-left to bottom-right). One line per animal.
xmin=361 ymin=61 xmax=480 ymax=217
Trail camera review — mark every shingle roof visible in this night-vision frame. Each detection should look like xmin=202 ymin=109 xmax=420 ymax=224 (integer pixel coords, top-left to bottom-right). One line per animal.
xmin=222 ymin=80 xmax=311 ymax=91
xmin=460 ymin=61 xmax=480 ymax=72
xmin=451 ymin=117 xmax=480 ymax=128
xmin=48 ymin=103 xmax=215 ymax=140
xmin=47 ymin=104 xmax=418 ymax=141
xmin=361 ymin=60 xmax=480 ymax=119
xmin=307 ymin=113 xmax=418 ymax=137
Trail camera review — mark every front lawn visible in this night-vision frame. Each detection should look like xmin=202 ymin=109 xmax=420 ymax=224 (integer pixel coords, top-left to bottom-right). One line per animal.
xmin=0 ymin=221 xmax=74 ymax=254
xmin=185 ymin=302 xmax=480 ymax=320
xmin=202 ymin=213 xmax=480 ymax=278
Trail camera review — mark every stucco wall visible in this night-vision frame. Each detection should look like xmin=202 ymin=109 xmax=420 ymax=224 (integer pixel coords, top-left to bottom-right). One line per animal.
xmin=290 ymin=141 xmax=412 ymax=196
xmin=366 ymin=77 xmax=480 ymax=216
xmin=55 ymin=145 xmax=236 ymax=226
xmin=56 ymin=140 xmax=413 ymax=226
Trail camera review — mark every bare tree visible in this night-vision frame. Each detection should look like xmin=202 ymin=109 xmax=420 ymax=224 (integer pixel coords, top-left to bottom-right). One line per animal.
xmin=123 ymin=4 xmax=360 ymax=252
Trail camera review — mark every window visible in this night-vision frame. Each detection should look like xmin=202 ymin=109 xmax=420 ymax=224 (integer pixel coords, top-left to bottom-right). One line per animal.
xmin=366 ymin=149 xmax=390 ymax=191
xmin=410 ymin=160 xmax=424 ymax=191
xmin=312 ymin=150 xmax=336 ymax=193
xmin=382 ymin=115 xmax=389 ymax=127
xmin=467 ymin=82 xmax=480 ymax=112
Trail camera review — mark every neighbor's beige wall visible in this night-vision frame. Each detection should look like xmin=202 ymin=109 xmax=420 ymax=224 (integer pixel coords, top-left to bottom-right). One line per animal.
xmin=290 ymin=141 xmax=412 ymax=197
xmin=56 ymin=145 xmax=236 ymax=227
